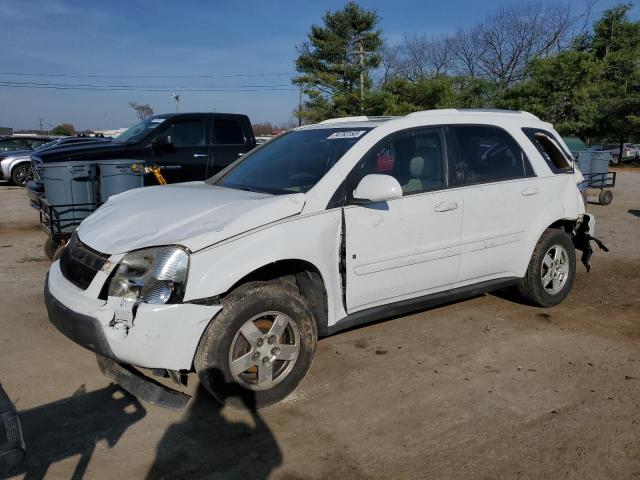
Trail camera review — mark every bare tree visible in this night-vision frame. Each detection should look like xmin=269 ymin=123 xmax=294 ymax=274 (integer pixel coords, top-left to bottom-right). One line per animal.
xmin=392 ymin=34 xmax=456 ymax=81
xmin=128 ymin=102 xmax=154 ymax=120
xmin=476 ymin=2 xmax=576 ymax=89
xmin=450 ymin=27 xmax=486 ymax=77
xmin=380 ymin=44 xmax=404 ymax=83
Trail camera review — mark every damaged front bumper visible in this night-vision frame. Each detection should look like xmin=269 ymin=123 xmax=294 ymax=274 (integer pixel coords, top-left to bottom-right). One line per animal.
xmin=44 ymin=261 xmax=222 ymax=407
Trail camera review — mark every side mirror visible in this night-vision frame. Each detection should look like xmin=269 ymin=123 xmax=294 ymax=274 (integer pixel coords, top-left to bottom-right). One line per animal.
xmin=352 ymin=174 xmax=403 ymax=203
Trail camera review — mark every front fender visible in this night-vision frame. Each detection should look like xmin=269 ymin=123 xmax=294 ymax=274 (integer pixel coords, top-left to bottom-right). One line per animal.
xmin=184 ymin=210 xmax=345 ymax=328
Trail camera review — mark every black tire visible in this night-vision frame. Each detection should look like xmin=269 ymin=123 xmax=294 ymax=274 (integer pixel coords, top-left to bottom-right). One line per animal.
xmin=598 ymin=189 xmax=613 ymax=206
xmin=517 ymin=228 xmax=576 ymax=307
xmin=194 ymin=281 xmax=317 ymax=410
xmin=11 ymin=163 xmax=32 ymax=187
xmin=43 ymin=238 xmax=58 ymax=260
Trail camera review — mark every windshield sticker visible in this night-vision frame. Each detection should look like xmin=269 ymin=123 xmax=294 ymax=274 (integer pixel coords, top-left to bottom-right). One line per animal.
xmin=327 ymin=130 xmax=366 ymax=140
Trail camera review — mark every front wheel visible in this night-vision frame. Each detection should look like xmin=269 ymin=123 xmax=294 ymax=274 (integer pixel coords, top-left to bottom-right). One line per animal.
xmin=11 ymin=163 xmax=32 ymax=187
xmin=517 ymin=228 xmax=576 ymax=307
xmin=194 ymin=281 xmax=317 ymax=410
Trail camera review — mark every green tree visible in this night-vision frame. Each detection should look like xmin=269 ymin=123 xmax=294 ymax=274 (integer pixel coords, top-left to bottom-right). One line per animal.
xmin=499 ymin=4 xmax=640 ymax=142
xmin=293 ymin=1 xmax=383 ymax=123
xmin=587 ymin=4 xmax=640 ymax=144
xmin=500 ymin=50 xmax=605 ymax=137
xmin=51 ymin=123 xmax=76 ymax=136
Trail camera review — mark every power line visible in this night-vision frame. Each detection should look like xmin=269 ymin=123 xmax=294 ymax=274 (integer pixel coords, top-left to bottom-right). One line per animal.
xmin=0 ymin=80 xmax=293 ymax=89
xmin=0 ymin=71 xmax=296 ymax=79
xmin=0 ymin=81 xmax=297 ymax=92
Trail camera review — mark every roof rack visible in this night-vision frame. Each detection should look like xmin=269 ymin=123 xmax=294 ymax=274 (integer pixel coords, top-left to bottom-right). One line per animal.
xmin=406 ymin=108 xmax=541 ymax=120
xmin=318 ymin=115 xmax=397 ymax=125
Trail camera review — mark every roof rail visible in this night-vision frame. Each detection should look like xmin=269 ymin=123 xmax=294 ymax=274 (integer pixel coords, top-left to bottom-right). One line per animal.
xmin=406 ymin=108 xmax=541 ymax=120
xmin=318 ymin=115 xmax=397 ymax=125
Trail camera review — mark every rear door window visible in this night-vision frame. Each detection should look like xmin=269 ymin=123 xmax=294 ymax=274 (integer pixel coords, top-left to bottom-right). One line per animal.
xmin=214 ymin=118 xmax=245 ymax=145
xmin=452 ymin=125 xmax=534 ymax=185
xmin=522 ymin=128 xmax=573 ymax=173
xmin=167 ymin=120 xmax=206 ymax=147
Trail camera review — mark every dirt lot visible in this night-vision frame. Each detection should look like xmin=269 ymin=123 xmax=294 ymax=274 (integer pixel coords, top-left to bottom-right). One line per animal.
xmin=1 ymin=173 xmax=639 ymax=480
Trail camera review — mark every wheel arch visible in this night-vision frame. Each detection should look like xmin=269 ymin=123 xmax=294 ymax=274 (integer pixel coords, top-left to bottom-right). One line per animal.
xmin=224 ymin=259 xmax=330 ymax=337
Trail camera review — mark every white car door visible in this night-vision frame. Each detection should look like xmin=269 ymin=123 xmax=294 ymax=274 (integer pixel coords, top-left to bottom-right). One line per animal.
xmin=343 ymin=127 xmax=463 ymax=312
xmin=450 ymin=125 xmax=541 ymax=284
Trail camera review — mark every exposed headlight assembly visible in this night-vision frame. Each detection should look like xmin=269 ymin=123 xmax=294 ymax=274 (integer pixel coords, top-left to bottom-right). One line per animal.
xmin=107 ymin=246 xmax=189 ymax=304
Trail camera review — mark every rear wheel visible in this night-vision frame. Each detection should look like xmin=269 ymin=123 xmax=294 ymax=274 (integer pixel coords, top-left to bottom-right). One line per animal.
xmin=195 ymin=281 xmax=317 ymax=410
xmin=517 ymin=229 xmax=576 ymax=307
xmin=11 ymin=163 xmax=32 ymax=187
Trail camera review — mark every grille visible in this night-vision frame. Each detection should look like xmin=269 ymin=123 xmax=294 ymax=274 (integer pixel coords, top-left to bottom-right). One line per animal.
xmin=59 ymin=233 xmax=109 ymax=290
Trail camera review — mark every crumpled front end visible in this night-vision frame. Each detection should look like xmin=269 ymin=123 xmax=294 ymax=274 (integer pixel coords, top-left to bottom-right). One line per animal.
xmin=45 ymin=247 xmax=221 ymax=371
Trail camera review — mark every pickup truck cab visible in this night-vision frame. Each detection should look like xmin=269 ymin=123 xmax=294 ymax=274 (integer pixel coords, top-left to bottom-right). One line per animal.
xmin=29 ymin=112 xmax=255 ymax=188
xmin=44 ymin=109 xmax=601 ymax=410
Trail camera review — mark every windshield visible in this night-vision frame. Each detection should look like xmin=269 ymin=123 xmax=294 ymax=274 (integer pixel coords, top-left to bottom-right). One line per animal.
xmin=210 ymin=127 xmax=372 ymax=194
xmin=114 ymin=116 xmax=169 ymax=143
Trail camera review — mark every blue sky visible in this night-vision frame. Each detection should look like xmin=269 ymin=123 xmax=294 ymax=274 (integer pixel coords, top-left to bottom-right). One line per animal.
xmin=0 ymin=0 xmax=637 ymax=131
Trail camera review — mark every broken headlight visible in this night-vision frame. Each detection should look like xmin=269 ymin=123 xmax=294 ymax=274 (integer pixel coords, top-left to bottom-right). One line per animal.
xmin=107 ymin=246 xmax=189 ymax=304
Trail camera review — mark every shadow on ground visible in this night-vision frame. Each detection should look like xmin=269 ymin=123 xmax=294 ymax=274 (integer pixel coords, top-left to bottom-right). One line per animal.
xmin=146 ymin=380 xmax=282 ymax=480
xmin=4 ymin=373 xmax=282 ymax=480
xmin=5 ymin=384 xmax=145 ymax=480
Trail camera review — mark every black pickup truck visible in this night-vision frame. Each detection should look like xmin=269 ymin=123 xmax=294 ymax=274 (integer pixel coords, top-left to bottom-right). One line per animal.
xmin=29 ymin=112 xmax=255 ymax=189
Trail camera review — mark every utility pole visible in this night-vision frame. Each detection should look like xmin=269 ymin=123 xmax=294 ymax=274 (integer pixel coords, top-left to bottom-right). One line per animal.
xmin=298 ymin=84 xmax=303 ymax=126
xmin=38 ymin=118 xmax=43 ymax=135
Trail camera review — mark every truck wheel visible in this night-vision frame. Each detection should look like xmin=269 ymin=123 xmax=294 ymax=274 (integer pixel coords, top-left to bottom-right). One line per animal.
xmin=11 ymin=163 xmax=32 ymax=187
xmin=598 ymin=189 xmax=613 ymax=206
xmin=517 ymin=228 xmax=576 ymax=308
xmin=195 ymin=281 xmax=317 ymax=410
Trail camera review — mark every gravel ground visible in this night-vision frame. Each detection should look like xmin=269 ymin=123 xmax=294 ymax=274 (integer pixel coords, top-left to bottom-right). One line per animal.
xmin=1 ymin=172 xmax=638 ymax=480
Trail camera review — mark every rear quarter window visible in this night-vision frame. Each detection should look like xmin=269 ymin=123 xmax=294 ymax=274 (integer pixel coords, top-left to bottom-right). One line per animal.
xmin=522 ymin=128 xmax=574 ymax=174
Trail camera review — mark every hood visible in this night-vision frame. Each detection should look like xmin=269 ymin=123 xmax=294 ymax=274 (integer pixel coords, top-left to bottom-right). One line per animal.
xmin=77 ymin=182 xmax=306 ymax=254
xmin=36 ymin=141 xmax=135 ymax=163
xmin=0 ymin=149 xmax=32 ymax=160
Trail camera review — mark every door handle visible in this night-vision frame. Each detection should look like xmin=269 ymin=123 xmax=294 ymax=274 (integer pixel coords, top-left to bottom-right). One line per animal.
xmin=193 ymin=154 xmax=208 ymax=158
xmin=521 ymin=187 xmax=539 ymax=196
xmin=434 ymin=201 xmax=459 ymax=212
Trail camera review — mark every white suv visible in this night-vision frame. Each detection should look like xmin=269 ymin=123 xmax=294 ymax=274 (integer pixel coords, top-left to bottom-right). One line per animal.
xmin=45 ymin=109 xmax=601 ymax=409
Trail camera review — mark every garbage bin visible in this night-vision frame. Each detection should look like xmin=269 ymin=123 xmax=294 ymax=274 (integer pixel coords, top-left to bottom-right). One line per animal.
xmin=574 ymin=152 xmax=592 ymax=175
xmin=40 ymin=161 xmax=98 ymax=233
xmin=96 ymin=159 xmax=145 ymax=203
xmin=589 ymin=154 xmax=610 ymax=188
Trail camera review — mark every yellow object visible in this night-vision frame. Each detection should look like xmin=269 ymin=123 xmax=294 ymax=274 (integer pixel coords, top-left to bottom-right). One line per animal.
xmin=148 ymin=166 xmax=167 ymax=185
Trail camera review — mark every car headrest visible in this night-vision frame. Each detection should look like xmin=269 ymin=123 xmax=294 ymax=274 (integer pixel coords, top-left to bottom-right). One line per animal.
xmin=409 ymin=156 xmax=424 ymax=177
